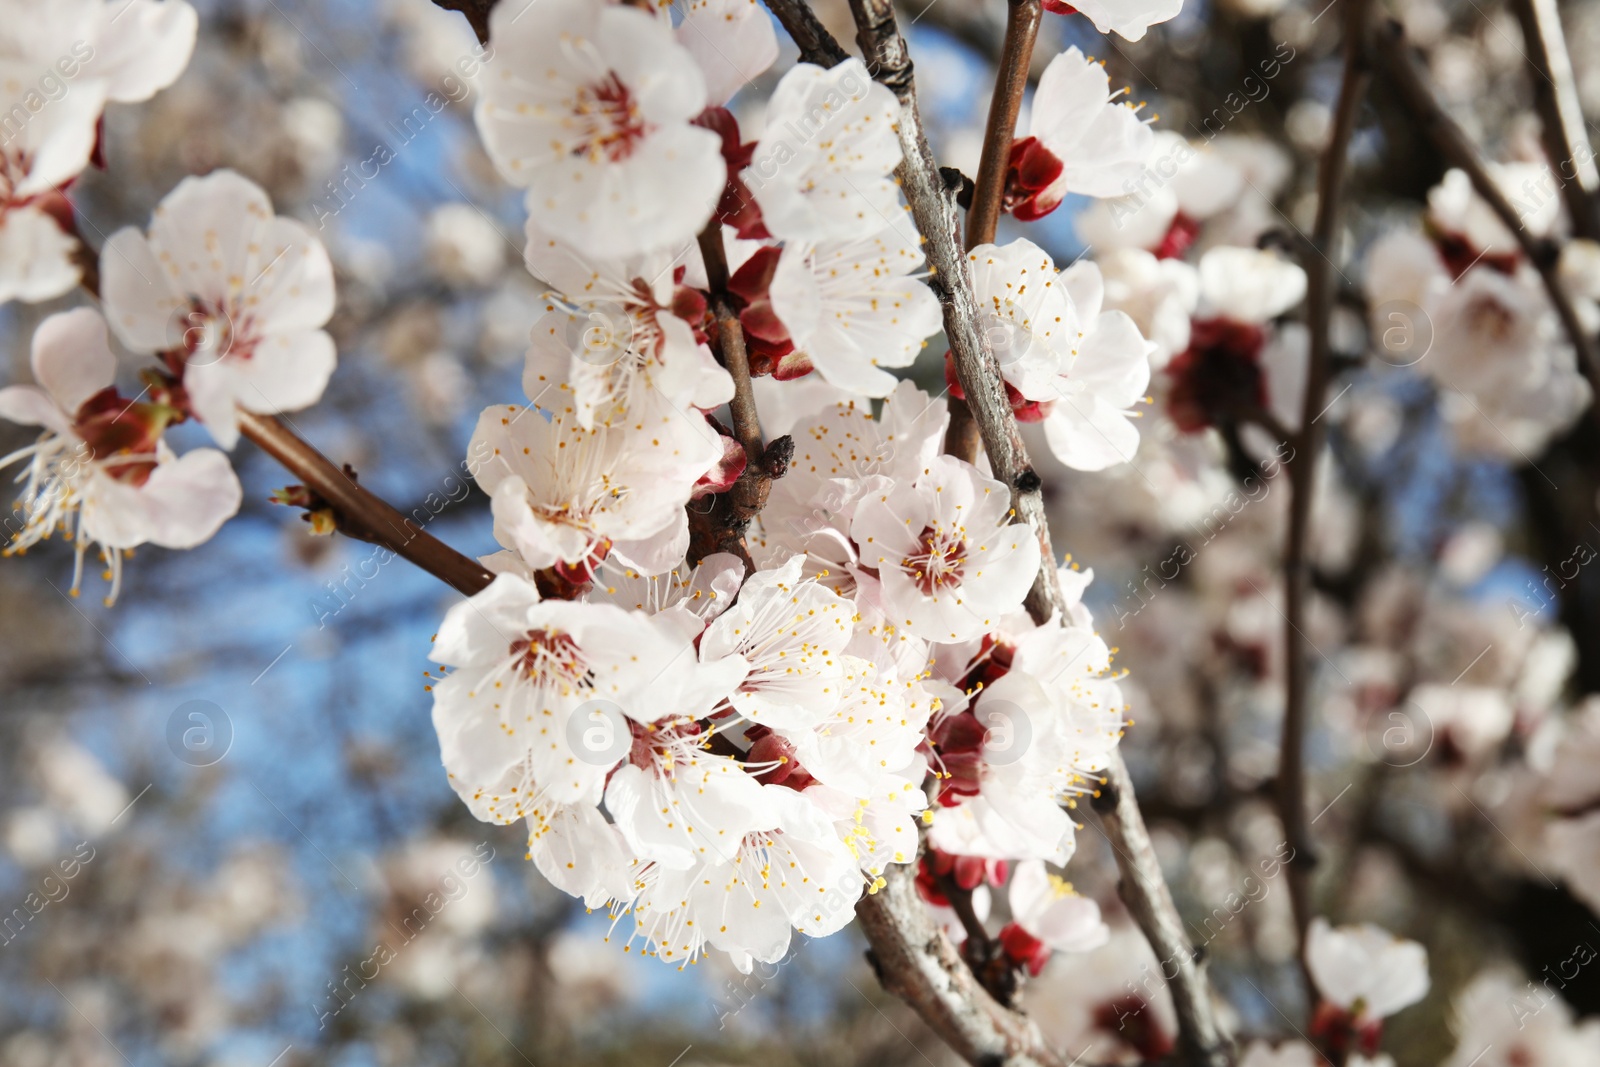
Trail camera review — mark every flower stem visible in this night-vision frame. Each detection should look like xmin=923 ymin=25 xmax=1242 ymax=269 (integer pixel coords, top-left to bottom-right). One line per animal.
xmin=965 ymin=0 xmax=1040 ymax=249
xmin=1281 ymin=0 xmax=1374 ymax=1002
xmin=687 ymin=223 xmax=792 ymax=570
xmin=947 ymin=0 xmax=1041 ymax=463
xmin=237 ymin=411 xmax=494 ymax=597
xmin=696 ymin=224 xmax=765 ymax=465
xmin=1510 ymin=0 xmax=1599 ymax=241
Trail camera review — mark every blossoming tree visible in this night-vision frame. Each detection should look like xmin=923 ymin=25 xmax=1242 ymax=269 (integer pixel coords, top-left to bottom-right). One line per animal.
xmin=8 ymin=0 xmax=1600 ymax=1064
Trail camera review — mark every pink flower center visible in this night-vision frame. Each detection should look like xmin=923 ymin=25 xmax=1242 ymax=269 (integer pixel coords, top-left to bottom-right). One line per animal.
xmin=177 ymin=297 xmax=259 ymax=368
xmin=573 ymin=74 xmax=654 ymax=163
xmin=1164 ymin=316 xmax=1268 ymax=434
xmin=72 ymin=388 xmax=168 ymax=486
xmin=902 ymin=526 xmax=967 ymax=595
xmin=1464 ymin=294 xmax=1517 ymax=340
xmin=624 ymin=716 xmax=711 ymax=777
xmin=509 ymin=628 xmax=587 ymax=685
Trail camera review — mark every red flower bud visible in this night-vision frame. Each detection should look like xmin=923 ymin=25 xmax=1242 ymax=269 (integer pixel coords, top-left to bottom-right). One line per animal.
xmin=998 ymin=921 xmax=1051 ymax=976
xmin=1164 ymin=316 xmax=1268 ymax=433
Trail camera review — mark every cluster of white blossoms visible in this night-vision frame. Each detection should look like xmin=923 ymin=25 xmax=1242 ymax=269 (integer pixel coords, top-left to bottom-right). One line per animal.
xmin=476 ymin=0 xmax=941 ymax=404
xmin=1057 ymin=126 xmax=1314 ymax=459
xmin=941 ymin=46 xmax=1178 ymax=473
xmin=430 ymin=373 xmax=1136 ymax=968
xmin=0 ymin=162 xmax=338 ymax=599
xmin=960 ymin=237 xmax=1157 ymax=471
xmin=405 ymin=0 xmax=1187 ymax=973
xmin=0 ymin=3 xmax=345 ymax=601
xmin=1056 ymin=113 xmax=1600 ymax=476
xmin=0 ymin=0 xmax=1175 ymax=976
xmin=0 ymin=0 xmax=198 ymax=304
xmin=1363 ymin=165 xmax=1595 ymax=458
xmin=0 ymin=0 xmax=1484 ymax=1022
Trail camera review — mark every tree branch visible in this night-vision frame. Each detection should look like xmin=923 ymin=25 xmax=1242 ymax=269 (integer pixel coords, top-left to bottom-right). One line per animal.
xmin=770 ymin=0 xmax=1234 ymax=1061
xmin=1088 ymin=764 xmax=1228 ymax=1064
xmin=1374 ymin=18 xmax=1600 ymax=410
xmin=965 ymin=0 xmax=1039 ymax=249
xmin=1281 ymin=0 xmax=1374 ymax=1002
xmin=429 ymin=0 xmax=493 ymax=43
xmin=763 ymin=0 xmax=851 ymax=65
xmin=945 ymin=0 xmax=1041 ymax=473
xmin=687 ymin=224 xmax=793 ymax=569
xmin=1510 ymin=0 xmax=1599 ymax=240
xmin=697 ymin=226 xmax=766 ymax=465
xmin=859 ymin=863 xmax=1071 ymax=1067
xmin=237 ymin=412 xmax=495 ymax=597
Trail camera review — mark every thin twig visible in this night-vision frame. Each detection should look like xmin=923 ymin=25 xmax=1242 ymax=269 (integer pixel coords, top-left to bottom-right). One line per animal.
xmin=935 ymin=872 xmax=994 ymax=951
xmin=946 ymin=0 xmax=1041 ymax=467
xmin=934 ymin=870 xmax=1021 ymax=1005
xmin=942 ymin=383 xmax=986 ymax=459
xmin=697 ymin=225 xmax=765 ymax=464
xmin=1374 ymin=18 xmax=1600 ymax=408
xmin=1088 ymin=764 xmax=1228 ymax=1061
xmin=1510 ymin=0 xmax=1599 ymax=240
xmin=237 ymin=412 xmax=495 ymax=597
xmin=965 ymin=0 xmax=1040 ymax=248
xmin=1281 ymin=0 xmax=1374 ymax=1007
xmin=1240 ymin=407 xmax=1296 ymax=452
xmin=764 ymin=0 xmax=850 ymax=65
xmin=686 ymin=224 xmax=793 ymax=569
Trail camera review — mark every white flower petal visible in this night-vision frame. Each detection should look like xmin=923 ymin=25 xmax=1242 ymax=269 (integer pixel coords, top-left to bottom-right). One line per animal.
xmin=29 ymin=308 xmax=116 ymax=415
